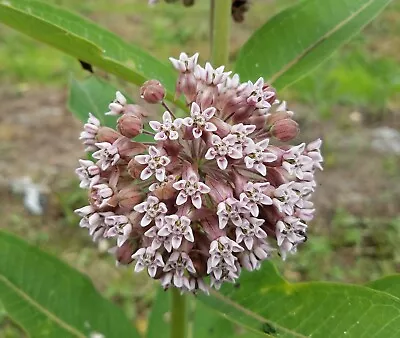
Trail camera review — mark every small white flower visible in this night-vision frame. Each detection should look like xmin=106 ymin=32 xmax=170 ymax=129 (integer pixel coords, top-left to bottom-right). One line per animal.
xmin=194 ymin=62 xmax=231 ymax=86
xmin=273 ymin=182 xmax=299 ymax=215
xmin=208 ymin=236 xmax=243 ymax=270
xmin=244 ymin=139 xmax=277 ymax=176
xmin=74 ymin=206 xmax=113 ymax=240
xmin=230 ymin=123 xmax=256 ymax=146
xmin=182 ymin=102 xmax=217 ymax=138
xmin=91 ymin=184 xmax=114 ymax=209
xmin=169 ymin=52 xmax=199 ymax=72
xmin=158 ymin=215 xmax=194 ymax=250
xmin=246 ymin=77 xmax=274 ymax=112
xmin=282 ymin=143 xmax=314 ymax=179
xmin=240 ymin=182 xmax=273 ymax=216
xmin=135 ymin=146 xmax=171 ymax=182
xmin=104 ymin=215 xmax=131 ymax=247
xmin=162 ymin=251 xmax=196 ymax=289
xmin=276 ymin=217 xmax=307 ymax=260
xmin=144 ymin=226 xmax=173 ymax=252
xmin=149 ymin=111 xmax=182 ymax=141
xmin=216 ymin=198 xmax=248 ymax=229
xmin=132 ymin=247 xmax=164 ymax=277
xmin=306 ymin=139 xmax=324 ymax=171
xmin=134 ymin=196 xmax=167 ymax=227
xmin=239 ymin=239 xmax=273 ymax=271
xmin=79 ymin=113 xmax=100 ymax=151
xmin=235 ymin=217 xmax=267 ymax=250
xmin=92 ymin=142 xmax=120 ymax=171
xmin=209 ymin=264 xmax=239 ymax=290
xmin=75 ymin=159 xmax=100 ymax=188
xmin=173 ymin=174 xmax=210 ymax=209
xmin=205 ymin=134 xmax=242 ymax=170
xmin=106 ymin=91 xmax=127 ymax=116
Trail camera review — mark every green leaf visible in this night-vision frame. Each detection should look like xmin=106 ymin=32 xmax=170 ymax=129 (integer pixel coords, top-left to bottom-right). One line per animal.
xmin=198 ymin=261 xmax=400 ymax=337
xmin=234 ymin=0 xmax=393 ymax=90
xmin=0 ymin=0 xmax=179 ymax=104
xmin=368 ymin=275 xmax=400 ymax=299
xmin=68 ymin=76 xmax=153 ymax=143
xmin=147 ymin=289 xmax=237 ymax=338
xmin=68 ymin=76 xmax=119 ymax=127
xmin=0 ymin=230 xmax=140 ymax=338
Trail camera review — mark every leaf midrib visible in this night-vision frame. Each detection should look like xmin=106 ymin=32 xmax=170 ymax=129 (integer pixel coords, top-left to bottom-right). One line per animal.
xmin=0 ymin=275 xmax=85 ymax=338
xmin=209 ymin=289 xmax=307 ymax=338
xmin=267 ymin=0 xmax=376 ymax=84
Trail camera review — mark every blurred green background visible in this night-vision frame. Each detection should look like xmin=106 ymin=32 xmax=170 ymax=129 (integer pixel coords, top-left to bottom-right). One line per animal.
xmin=0 ymin=0 xmax=399 ymax=336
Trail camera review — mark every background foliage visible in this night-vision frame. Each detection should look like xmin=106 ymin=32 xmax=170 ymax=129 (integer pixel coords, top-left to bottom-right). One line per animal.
xmin=0 ymin=0 xmax=399 ymax=337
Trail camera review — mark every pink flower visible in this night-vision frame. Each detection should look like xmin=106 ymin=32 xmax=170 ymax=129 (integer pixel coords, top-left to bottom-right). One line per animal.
xmin=173 ymin=172 xmax=210 ymax=209
xmin=182 ymin=102 xmax=217 ymax=138
xmin=204 ymin=134 xmax=242 ymax=170
xmin=158 ymin=215 xmax=194 ymax=250
xmin=244 ymin=139 xmax=278 ymax=176
xmin=135 ymin=146 xmax=170 ymax=181
xmin=133 ymin=196 xmax=167 ymax=227
xmin=149 ymin=111 xmax=182 ymax=141
xmin=132 ymin=247 xmax=164 ymax=277
xmin=74 ymin=52 xmax=323 ymax=293
xmin=75 ymin=159 xmax=100 ymax=188
xmin=92 ymin=142 xmax=120 ymax=170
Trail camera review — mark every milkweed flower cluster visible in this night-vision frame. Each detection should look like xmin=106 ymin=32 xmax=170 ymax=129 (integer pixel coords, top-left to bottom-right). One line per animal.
xmin=75 ymin=53 xmax=323 ymax=293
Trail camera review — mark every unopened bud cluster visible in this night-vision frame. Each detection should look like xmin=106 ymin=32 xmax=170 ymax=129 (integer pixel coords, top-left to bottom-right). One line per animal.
xmin=148 ymin=0 xmax=250 ymax=23
xmin=75 ymin=52 xmax=323 ymax=293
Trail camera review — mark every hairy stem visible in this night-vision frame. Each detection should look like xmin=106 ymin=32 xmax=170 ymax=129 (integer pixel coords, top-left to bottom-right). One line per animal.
xmin=170 ymin=287 xmax=187 ymax=338
xmin=211 ymin=0 xmax=231 ymax=66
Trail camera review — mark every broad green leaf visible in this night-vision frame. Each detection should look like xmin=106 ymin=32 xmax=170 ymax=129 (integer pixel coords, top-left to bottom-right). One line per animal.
xmin=68 ymin=76 xmax=120 ymax=127
xmin=68 ymin=76 xmax=153 ymax=143
xmin=234 ymin=0 xmax=393 ymax=90
xmin=0 ymin=0 xmax=179 ymax=104
xmin=147 ymin=289 xmax=237 ymax=338
xmin=0 ymin=230 xmax=140 ymax=338
xmin=368 ymin=275 xmax=400 ymax=299
xmin=198 ymin=261 xmax=400 ymax=337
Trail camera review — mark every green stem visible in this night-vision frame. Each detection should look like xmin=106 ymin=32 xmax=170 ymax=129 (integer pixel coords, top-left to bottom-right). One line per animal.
xmin=170 ymin=288 xmax=187 ymax=338
xmin=211 ymin=0 xmax=231 ymax=66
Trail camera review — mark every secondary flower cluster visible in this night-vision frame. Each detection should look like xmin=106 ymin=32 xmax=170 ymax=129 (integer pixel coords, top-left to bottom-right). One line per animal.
xmin=75 ymin=52 xmax=323 ymax=293
xmin=148 ymin=0 xmax=250 ymax=23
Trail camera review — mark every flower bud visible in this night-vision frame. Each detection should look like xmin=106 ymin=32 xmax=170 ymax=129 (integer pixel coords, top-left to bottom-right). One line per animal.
xmin=124 ymin=104 xmax=149 ymax=118
xmin=163 ymin=139 xmax=182 ymax=157
xmin=210 ymin=117 xmax=231 ymax=138
xmin=96 ymin=127 xmax=121 ymax=144
xmin=191 ymin=253 xmax=207 ymax=276
xmin=90 ymin=183 xmax=115 ymax=210
xmin=262 ymin=84 xmax=277 ymax=105
xmin=248 ymin=115 xmax=268 ymax=129
xmin=206 ymin=176 xmax=233 ymax=203
xmin=176 ymin=73 xmax=197 ymax=102
xmin=116 ymin=241 xmax=135 ymax=265
xmin=140 ymin=80 xmax=166 ymax=103
xmin=152 ymin=180 xmax=176 ymax=201
xmin=200 ymin=215 xmax=225 ymax=241
xmin=265 ymin=111 xmax=292 ymax=128
xmin=127 ymin=159 xmax=146 ymax=179
xmin=117 ymin=114 xmax=143 ymax=138
xmin=270 ymin=119 xmax=299 ymax=142
xmin=117 ymin=187 xmax=143 ymax=210
xmin=114 ymin=137 xmax=147 ymax=159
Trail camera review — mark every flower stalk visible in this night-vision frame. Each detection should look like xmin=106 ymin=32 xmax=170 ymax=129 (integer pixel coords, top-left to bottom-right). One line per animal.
xmin=211 ymin=0 xmax=231 ymax=66
xmin=171 ymin=288 xmax=187 ymax=338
